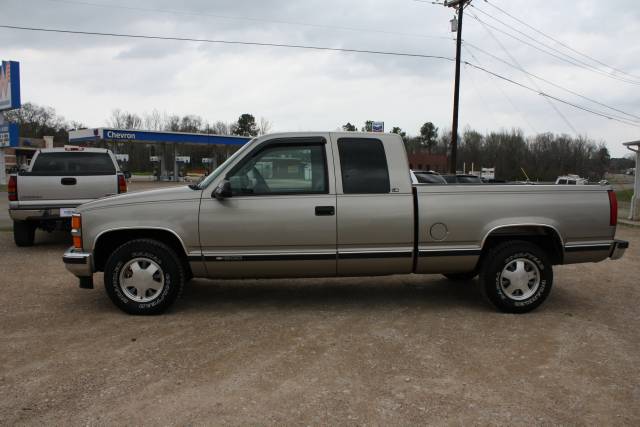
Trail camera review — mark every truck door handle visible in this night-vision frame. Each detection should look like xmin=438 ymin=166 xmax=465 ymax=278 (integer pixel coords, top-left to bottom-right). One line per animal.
xmin=61 ymin=177 xmax=77 ymax=185
xmin=315 ymin=206 xmax=335 ymax=216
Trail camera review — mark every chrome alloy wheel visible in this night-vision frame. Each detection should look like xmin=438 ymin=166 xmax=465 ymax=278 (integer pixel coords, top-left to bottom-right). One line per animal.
xmin=499 ymin=258 xmax=541 ymax=301
xmin=118 ymin=257 xmax=165 ymax=303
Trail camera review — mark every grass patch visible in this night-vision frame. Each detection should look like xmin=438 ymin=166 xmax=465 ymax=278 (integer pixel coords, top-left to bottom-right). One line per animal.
xmin=616 ymin=189 xmax=634 ymax=202
xmin=0 ymin=184 xmax=6 ymax=192
xmin=131 ymin=171 xmax=154 ymax=176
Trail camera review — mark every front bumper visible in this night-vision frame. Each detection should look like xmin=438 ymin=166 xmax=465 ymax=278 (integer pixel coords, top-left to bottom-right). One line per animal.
xmin=63 ymin=246 xmax=93 ymax=277
xmin=609 ymin=239 xmax=629 ymax=260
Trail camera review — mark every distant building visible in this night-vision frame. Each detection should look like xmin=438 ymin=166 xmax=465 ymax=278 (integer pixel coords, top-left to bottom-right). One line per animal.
xmin=407 ymin=152 xmax=448 ymax=172
xmin=3 ymin=136 xmax=51 ymax=173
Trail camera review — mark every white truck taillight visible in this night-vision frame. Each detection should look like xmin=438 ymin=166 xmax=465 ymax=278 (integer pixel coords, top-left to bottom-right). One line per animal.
xmin=8 ymin=175 xmax=17 ymax=201
xmin=117 ymin=174 xmax=127 ymax=193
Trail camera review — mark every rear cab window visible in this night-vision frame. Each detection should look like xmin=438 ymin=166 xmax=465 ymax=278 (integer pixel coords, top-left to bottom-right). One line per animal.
xmin=29 ymin=152 xmax=116 ymax=175
xmin=337 ymin=138 xmax=390 ymax=194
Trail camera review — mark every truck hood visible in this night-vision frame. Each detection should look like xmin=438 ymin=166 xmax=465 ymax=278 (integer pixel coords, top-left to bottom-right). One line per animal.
xmin=77 ymin=185 xmax=202 ymax=212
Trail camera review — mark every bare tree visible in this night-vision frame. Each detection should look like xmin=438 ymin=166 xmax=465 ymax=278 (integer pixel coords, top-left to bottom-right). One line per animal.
xmin=163 ymin=115 xmax=181 ymax=132
xmin=4 ymin=102 xmax=69 ymax=143
xmin=107 ymin=109 xmax=142 ymax=129
xmin=258 ymin=117 xmax=273 ymax=135
xmin=143 ymin=109 xmax=164 ymax=131
xmin=212 ymin=121 xmax=231 ymax=135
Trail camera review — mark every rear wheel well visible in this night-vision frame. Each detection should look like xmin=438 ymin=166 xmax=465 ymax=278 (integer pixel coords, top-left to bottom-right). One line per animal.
xmin=480 ymin=226 xmax=564 ymax=266
xmin=93 ymin=229 xmax=192 ymax=277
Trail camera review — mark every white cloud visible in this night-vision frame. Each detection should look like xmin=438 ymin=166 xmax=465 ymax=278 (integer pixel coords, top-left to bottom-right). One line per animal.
xmin=2 ymin=0 xmax=639 ymax=156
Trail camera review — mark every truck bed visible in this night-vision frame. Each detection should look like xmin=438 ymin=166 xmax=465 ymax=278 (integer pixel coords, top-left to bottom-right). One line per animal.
xmin=414 ymin=183 xmax=615 ymax=273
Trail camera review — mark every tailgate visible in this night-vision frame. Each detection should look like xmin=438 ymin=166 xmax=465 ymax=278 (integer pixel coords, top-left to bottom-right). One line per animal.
xmin=17 ymin=175 xmax=118 ymax=205
xmin=16 ymin=150 xmax=120 ymax=208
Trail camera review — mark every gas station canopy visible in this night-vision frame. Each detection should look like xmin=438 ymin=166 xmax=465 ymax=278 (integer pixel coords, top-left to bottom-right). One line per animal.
xmin=68 ymin=128 xmax=251 ymax=181
xmin=68 ymin=128 xmax=250 ymax=146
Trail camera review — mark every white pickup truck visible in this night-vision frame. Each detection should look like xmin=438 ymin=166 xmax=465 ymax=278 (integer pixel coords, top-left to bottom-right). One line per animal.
xmin=8 ymin=147 xmax=127 ymax=246
xmin=62 ymin=132 xmax=627 ymax=315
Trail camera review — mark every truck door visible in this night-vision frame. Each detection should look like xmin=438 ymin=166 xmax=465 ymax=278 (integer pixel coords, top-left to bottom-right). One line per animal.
xmin=198 ymin=135 xmax=337 ymax=278
xmin=332 ymin=134 xmax=414 ymax=276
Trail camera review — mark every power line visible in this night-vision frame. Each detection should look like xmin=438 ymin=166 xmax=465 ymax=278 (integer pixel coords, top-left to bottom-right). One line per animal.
xmin=469 ymin=4 xmax=640 ymax=85
xmin=471 ymin=15 xmax=579 ymax=134
xmin=463 ymin=41 xmax=640 ymax=123
xmin=464 ymin=62 xmax=640 ymax=128
xmin=1 ymin=23 xmax=639 ymax=129
xmin=482 ymin=0 xmax=640 ymax=82
xmin=0 ymin=24 xmax=456 ymax=61
xmin=467 ymin=12 xmax=640 ymax=87
xmin=44 ymin=0 xmax=454 ymax=41
xmin=462 ymin=44 xmax=538 ymax=134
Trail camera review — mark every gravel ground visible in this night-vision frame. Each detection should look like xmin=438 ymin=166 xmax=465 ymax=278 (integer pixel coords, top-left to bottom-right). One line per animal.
xmin=0 ymin=227 xmax=639 ymax=426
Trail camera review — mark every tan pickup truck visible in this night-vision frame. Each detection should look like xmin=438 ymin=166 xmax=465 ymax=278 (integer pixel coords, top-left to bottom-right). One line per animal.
xmin=63 ymin=132 xmax=628 ymax=315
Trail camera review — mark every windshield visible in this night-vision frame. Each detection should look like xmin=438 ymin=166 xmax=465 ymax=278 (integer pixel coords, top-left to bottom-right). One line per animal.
xmin=196 ymin=139 xmax=256 ymax=189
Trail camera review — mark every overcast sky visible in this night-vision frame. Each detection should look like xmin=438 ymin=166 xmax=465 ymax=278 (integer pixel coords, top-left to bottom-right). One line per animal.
xmin=2 ymin=0 xmax=640 ymax=156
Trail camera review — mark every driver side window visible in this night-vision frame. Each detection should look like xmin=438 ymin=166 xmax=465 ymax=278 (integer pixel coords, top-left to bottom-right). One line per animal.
xmin=228 ymin=143 xmax=328 ymax=195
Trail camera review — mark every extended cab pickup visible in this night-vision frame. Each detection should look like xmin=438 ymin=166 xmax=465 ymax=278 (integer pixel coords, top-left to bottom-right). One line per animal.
xmin=8 ymin=147 xmax=127 ymax=246
xmin=63 ymin=132 xmax=628 ymax=315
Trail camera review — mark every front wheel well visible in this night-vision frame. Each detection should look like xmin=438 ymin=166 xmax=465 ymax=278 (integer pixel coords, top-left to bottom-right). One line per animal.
xmin=480 ymin=225 xmax=564 ymax=266
xmin=93 ymin=229 xmax=191 ymax=277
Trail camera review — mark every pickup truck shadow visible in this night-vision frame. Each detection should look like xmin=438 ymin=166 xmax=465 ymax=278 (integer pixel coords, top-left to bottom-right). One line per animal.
xmin=33 ymin=230 xmax=71 ymax=246
xmin=176 ymin=276 xmax=491 ymax=313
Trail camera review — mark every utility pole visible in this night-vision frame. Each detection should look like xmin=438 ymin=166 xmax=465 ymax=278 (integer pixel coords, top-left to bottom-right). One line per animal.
xmin=445 ymin=0 xmax=470 ymax=174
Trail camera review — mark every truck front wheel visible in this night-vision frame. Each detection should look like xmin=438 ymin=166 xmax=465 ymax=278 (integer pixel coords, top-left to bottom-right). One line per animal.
xmin=480 ymin=241 xmax=553 ymax=313
xmin=13 ymin=220 xmax=36 ymax=247
xmin=104 ymin=239 xmax=185 ymax=315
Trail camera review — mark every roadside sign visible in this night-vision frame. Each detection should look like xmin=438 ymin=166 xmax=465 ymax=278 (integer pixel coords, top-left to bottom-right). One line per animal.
xmin=0 ymin=61 xmax=21 ymax=111
xmin=115 ymin=154 xmax=129 ymax=162
xmin=0 ymin=123 xmax=18 ymax=148
xmin=176 ymin=156 xmax=191 ymax=163
xmin=372 ymin=121 xmax=384 ymax=132
xmin=150 ymin=156 xmax=160 ymax=162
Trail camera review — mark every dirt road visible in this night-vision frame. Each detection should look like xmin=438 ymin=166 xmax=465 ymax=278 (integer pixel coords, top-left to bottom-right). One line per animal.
xmin=0 ymin=228 xmax=638 ymax=425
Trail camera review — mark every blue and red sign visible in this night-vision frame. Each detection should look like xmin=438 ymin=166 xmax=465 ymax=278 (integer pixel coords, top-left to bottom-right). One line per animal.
xmin=0 ymin=123 xmax=19 ymax=148
xmin=0 ymin=61 xmax=21 ymax=111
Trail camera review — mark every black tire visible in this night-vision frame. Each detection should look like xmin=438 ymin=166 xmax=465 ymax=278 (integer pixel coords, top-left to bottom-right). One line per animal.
xmin=13 ymin=220 xmax=36 ymax=247
xmin=480 ymin=240 xmax=553 ymax=314
xmin=104 ymin=239 xmax=185 ymax=315
xmin=443 ymin=271 xmax=477 ymax=281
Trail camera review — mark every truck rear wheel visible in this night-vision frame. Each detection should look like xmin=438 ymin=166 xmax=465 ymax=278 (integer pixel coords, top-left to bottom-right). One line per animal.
xmin=104 ymin=239 xmax=185 ymax=315
xmin=13 ymin=220 xmax=36 ymax=247
xmin=480 ymin=241 xmax=553 ymax=313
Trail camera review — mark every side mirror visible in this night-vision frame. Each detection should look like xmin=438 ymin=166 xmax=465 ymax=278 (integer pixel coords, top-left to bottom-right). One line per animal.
xmin=123 ymin=171 xmax=132 ymax=179
xmin=213 ymin=179 xmax=232 ymax=200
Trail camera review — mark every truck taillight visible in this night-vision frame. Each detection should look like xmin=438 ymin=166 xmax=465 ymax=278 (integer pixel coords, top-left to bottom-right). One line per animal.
xmin=8 ymin=175 xmax=17 ymax=201
xmin=117 ymin=174 xmax=127 ymax=193
xmin=608 ymin=190 xmax=618 ymax=226
xmin=71 ymin=214 xmax=83 ymax=249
